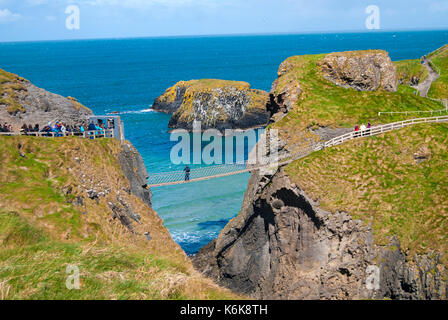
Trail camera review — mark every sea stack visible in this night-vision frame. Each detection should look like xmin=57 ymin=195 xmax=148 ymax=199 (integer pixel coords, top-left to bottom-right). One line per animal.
xmin=152 ymin=79 xmax=270 ymax=131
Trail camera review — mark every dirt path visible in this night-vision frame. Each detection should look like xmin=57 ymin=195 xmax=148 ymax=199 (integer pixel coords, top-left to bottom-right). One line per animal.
xmin=415 ymin=59 xmax=440 ymax=97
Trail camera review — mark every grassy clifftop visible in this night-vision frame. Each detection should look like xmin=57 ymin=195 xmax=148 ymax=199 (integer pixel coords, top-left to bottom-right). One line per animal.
xmin=285 ymin=123 xmax=448 ymax=264
xmin=267 ymin=50 xmax=447 ymax=160
xmin=0 ymin=69 xmax=27 ymax=114
xmin=0 ymin=136 xmax=238 ymax=299
xmin=428 ymin=45 xmax=448 ymax=99
xmin=272 ymin=49 xmax=448 ymax=265
xmin=394 ymin=59 xmax=429 ymax=86
xmin=272 ymin=53 xmax=443 ymax=132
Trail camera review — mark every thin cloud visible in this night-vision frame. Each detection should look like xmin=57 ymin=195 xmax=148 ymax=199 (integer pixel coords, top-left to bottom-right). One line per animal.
xmin=428 ymin=1 xmax=448 ymax=12
xmin=0 ymin=8 xmax=21 ymax=23
xmin=81 ymin=0 xmax=214 ymax=8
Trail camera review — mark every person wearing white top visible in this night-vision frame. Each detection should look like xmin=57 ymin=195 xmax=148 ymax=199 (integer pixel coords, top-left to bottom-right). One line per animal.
xmin=360 ymin=124 xmax=367 ymax=136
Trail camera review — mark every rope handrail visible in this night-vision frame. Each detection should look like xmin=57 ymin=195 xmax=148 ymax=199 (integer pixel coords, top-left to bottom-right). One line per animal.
xmin=148 ymin=161 xmax=247 ymax=178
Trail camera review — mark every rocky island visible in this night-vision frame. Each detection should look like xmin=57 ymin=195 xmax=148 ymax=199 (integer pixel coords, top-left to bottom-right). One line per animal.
xmin=152 ymin=79 xmax=270 ymax=131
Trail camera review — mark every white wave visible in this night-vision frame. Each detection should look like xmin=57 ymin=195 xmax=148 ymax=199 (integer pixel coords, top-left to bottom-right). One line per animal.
xmin=171 ymin=231 xmax=219 ymax=244
xmin=109 ymin=106 xmax=154 ymax=115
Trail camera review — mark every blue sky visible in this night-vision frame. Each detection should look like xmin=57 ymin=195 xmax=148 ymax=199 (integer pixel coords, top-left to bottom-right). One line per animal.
xmin=0 ymin=0 xmax=447 ymax=42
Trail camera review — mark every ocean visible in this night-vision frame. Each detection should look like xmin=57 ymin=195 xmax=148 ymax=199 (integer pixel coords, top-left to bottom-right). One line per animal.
xmin=1 ymin=30 xmax=447 ymax=254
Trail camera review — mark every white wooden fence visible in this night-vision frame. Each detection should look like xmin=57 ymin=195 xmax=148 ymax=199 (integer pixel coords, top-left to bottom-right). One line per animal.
xmin=320 ymin=115 xmax=448 ymax=149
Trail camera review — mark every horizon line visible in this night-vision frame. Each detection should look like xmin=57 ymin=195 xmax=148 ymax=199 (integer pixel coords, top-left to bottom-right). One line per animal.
xmin=1 ymin=27 xmax=448 ymax=44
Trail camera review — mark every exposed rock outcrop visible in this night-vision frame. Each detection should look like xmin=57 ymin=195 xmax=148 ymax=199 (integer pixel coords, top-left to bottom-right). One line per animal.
xmin=0 ymin=68 xmax=93 ymax=130
xmin=118 ymin=142 xmax=152 ymax=207
xmin=319 ymin=50 xmax=398 ymax=92
xmin=269 ymin=59 xmax=303 ymax=117
xmin=193 ymin=170 xmax=447 ymax=300
xmin=152 ymin=80 xmax=270 ymax=131
xmin=269 ymin=79 xmax=302 ymax=122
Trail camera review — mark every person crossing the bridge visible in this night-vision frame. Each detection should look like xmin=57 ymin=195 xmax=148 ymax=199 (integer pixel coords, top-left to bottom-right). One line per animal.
xmin=184 ymin=165 xmax=191 ymax=181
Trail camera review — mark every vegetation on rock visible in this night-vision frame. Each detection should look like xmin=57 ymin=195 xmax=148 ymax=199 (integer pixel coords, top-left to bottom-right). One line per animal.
xmin=0 ymin=136 xmax=239 ymax=300
xmin=269 ymin=52 xmax=445 ymax=152
xmin=285 ymin=123 xmax=448 ymax=265
xmin=153 ymin=79 xmax=270 ymax=131
xmin=0 ymin=69 xmax=27 ymax=115
xmin=428 ymin=45 xmax=448 ymax=100
xmin=394 ymin=59 xmax=429 ymax=86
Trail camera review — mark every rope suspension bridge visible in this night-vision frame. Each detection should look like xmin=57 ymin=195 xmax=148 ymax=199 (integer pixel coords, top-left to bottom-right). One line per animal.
xmin=147 ymin=115 xmax=448 ymax=188
xmin=2 ymin=115 xmax=447 ymax=188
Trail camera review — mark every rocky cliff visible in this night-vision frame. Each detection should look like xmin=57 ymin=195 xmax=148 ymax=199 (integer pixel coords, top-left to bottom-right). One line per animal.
xmin=0 ymin=135 xmax=238 ymax=299
xmin=193 ymin=167 xmax=447 ymax=300
xmin=0 ymin=68 xmax=238 ymax=299
xmin=192 ymin=49 xmax=448 ymax=300
xmin=0 ymin=68 xmax=92 ymax=130
xmin=318 ymin=50 xmax=397 ymax=92
xmin=152 ymin=79 xmax=270 ymax=131
xmin=118 ymin=142 xmax=152 ymax=207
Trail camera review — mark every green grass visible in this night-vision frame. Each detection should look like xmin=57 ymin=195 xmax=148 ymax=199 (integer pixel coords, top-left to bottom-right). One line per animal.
xmin=270 ymin=53 xmax=446 ymax=150
xmin=274 ymin=54 xmax=443 ymax=129
xmin=0 ymin=212 xmax=238 ymax=299
xmin=0 ymin=68 xmax=27 ymax=114
xmin=0 ymin=212 xmax=183 ymax=299
xmin=428 ymin=45 xmax=448 ymax=100
xmin=394 ymin=59 xmax=428 ymax=86
xmin=0 ymin=136 xmax=240 ymax=300
xmin=285 ymin=123 xmax=448 ymax=265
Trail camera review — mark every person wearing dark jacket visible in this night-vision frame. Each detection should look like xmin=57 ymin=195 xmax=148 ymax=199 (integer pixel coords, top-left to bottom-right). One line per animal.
xmin=184 ymin=165 xmax=191 ymax=181
xmin=88 ymin=121 xmax=96 ymax=131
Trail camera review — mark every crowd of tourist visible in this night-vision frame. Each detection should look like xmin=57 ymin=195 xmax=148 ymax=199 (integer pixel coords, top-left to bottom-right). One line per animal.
xmin=20 ymin=122 xmax=86 ymax=136
xmin=354 ymin=122 xmax=372 ymax=137
xmin=0 ymin=122 xmax=12 ymax=133
xmin=0 ymin=120 xmax=109 ymax=137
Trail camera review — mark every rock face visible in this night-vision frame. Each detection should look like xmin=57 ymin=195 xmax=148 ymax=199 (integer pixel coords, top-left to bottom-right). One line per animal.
xmin=268 ymin=60 xmax=302 ymax=121
xmin=269 ymin=79 xmax=302 ymax=122
xmin=0 ymin=68 xmax=93 ymax=130
xmin=319 ymin=50 xmax=398 ymax=92
xmin=152 ymin=80 xmax=270 ymax=131
xmin=193 ymin=170 xmax=447 ymax=300
xmin=118 ymin=142 xmax=152 ymax=207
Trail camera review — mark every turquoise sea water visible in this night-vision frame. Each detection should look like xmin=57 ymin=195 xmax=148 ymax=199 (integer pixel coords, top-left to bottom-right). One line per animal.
xmin=1 ymin=31 xmax=447 ymax=254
